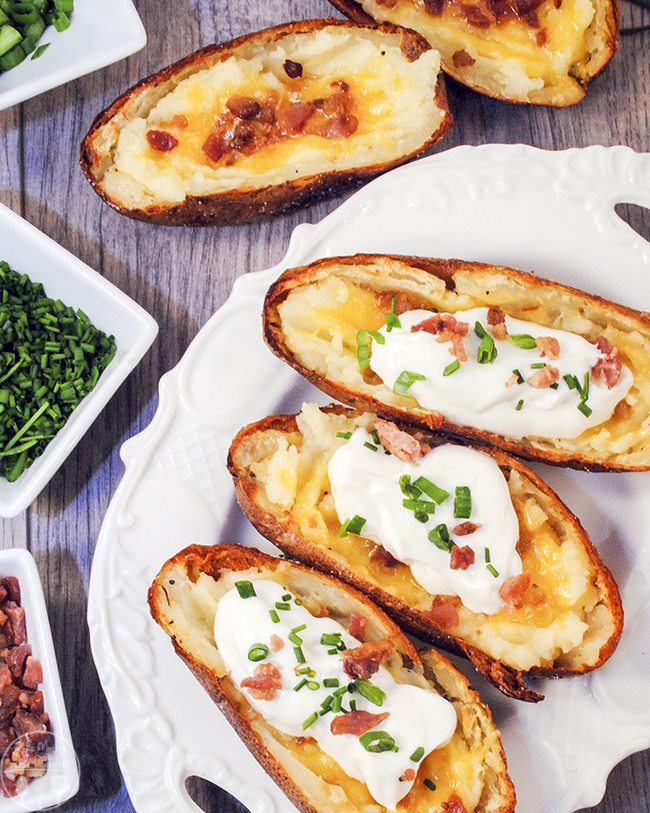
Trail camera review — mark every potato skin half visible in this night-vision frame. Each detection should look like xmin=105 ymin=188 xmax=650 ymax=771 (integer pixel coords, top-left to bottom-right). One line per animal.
xmin=326 ymin=0 xmax=620 ymax=106
xmin=80 ymin=19 xmax=452 ymax=227
xmin=149 ymin=543 xmax=516 ymax=813
xmin=227 ymin=407 xmax=623 ymax=701
xmin=263 ymin=253 xmax=650 ymax=472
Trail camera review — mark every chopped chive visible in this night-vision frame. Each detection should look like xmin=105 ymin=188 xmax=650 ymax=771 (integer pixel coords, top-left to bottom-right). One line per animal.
xmin=288 ymin=631 xmax=303 ymax=646
xmin=295 ymin=664 xmax=312 ymax=675
xmin=359 ymin=730 xmax=396 ymax=752
xmin=413 ymin=476 xmax=449 ymax=505
xmin=582 ymin=371 xmax=590 ymax=401
xmin=247 ymin=644 xmax=269 ymax=662
xmin=355 ymin=679 xmax=386 ymax=707
xmin=550 ymin=382 xmax=559 ymax=390
xmin=474 ymin=321 xmax=488 ymax=339
xmin=410 ymin=746 xmax=425 ymax=762
xmin=454 ymin=486 xmax=472 ymax=519
xmin=477 ymin=332 xmax=498 ymax=364
xmin=393 ymin=370 xmax=425 ymax=397
xmin=512 ymin=368 xmax=524 ymax=384
xmin=294 ymin=646 xmax=306 ymax=664
xmin=364 ymin=441 xmax=378 ymax=452
xmin=321 ymin=632 xmax=342 ymax=646
xmin=292 ymin=624 xmax=306 ymax=634
xmin=508 ymin=334 xmax=537 ymax=349
xmin=402 ymin=498 xmax=437 ymax=514
xmin=530 ymin=362 xmax=546 ymax=369
xmin=327 ymin=648 xmax=339 ymax=655
xmin=429 ymin=523 xmax=453 ymax=552
xmin=302 ymin=712 xmax=318 ymax=730
xmin=515 ymin=399 xmax=524 ymax=411
xmin=356 ymin=329 xmax=385 ymax=369
xmin=337 ymin=431 xmax=352 ymax=439
xmin=307 ymin=681 xmax=320 ymax=691
xmin=399 ymin=474 xmax=422 ymax=499
xmin=487 ymin=563 xmax=500 ymax=578
xmin=370 ymin=430 xmax=381 ymax=445
xmin=564 ymin=373 xmax=578 ymax=390
xmin=339 ymin=515 xmax=367 ymax=537
xmin=386 ymin=295 xmax=401 ymax=332
xmin=484 ymin=547 xmax=491 ymax=564
xmin=424 ymin=779 xmax=437 ymax=792
xmin=235 ymin=580 xmax=256 ymax=599
xmin=293 ymin=678 xmax=308 ymax=692
xmin=578 ymin=401 xmax=593 ymax=417
xmin=414 ymin=511 xmax=428 ymax=523
xmin=350 ymin=699 xmax=357 ymax=711
xmin=282 ymin=593 xmax=292 ymax=601
xmin=324 ymin=678 xmax=340 ymax=689
xmin=321 ymin=694 xmax=334 ymax=710
xmin=275 ymin=602 xmax=291 ymax=611
xmin=443 ymin=360 xmax=461 ymax=376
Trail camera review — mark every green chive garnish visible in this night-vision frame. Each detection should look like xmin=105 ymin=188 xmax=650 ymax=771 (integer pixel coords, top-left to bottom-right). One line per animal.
xmin=393 ymin=370 xmax=425 ymax=396
xmin=443 ymin=360 xmax=461 ymax=376
xmin=410 ymin=746 xmax=425 ymax=762
xmin=477 ymin=333 xmax=498 ymax=364
xmin=355 ymin=679 xmax=386 ymax=707
xmin=399 ymin=474 xmax=422 ymax=499
xmin=402 ymin=498 xmax=437 ymax=514
xmin=235 ymin=581 xmax=256 ymax=599
xmin=303 ymin=712 xmax=318 ymax=730
xmin=371 ymin=430 xmax=381 ymax=445
xmin=327 ymin=648 xmax=338 ymax=655
xmin=364 ymin=441 xmax=378 ymax=452
xmin=485 ymin=547 xmax=491 ymax=563
xmin=275 ymin=602 xmax=290 ymax=611
xmin=293 ymin=678 xmax=308 ymax=692
xmin=530 ymin=362 xmax=546 ymax=369
xmin=515 ymin=399 xmax=524 ymax=411
xmin=578 ymin=401 xmax=593 ymax=417
xmin=487 ymin=563 xmax=500 ymax=578
xmin=294 ymin=646 xmax=306 ymax=664
xmin=429 ymin=523 xmax=453 ymax=552
xmin=359 ymin=730 xmax=396 ymax=752
xmin=564 ymin=373 xmax=578 ymax=390
xmin=356 ymin=329 xmax=385 ymax=369
xmin=282 ymin=593 xmax=292 ymax=601
xmin=413 ymin=476 xmax=449 ymax=505
xmin=269 ymin=610 xmax=280 ymax=624
xmin=550 ymin=382 xmax=559 ymax=390
xmin=323 ymin=678 xmax=340 ymax=688
xmin=509 ymin=334 xmax=537 ymax=349
xmin=512 ymin=368 xmax=524 ymax=384
xmin=337 ymin=431 xmax=352 ymax=439
xmin=386 ymin=295 xmax=401 ymax=332
xmin=339 ymin=515 xmax=367 ymax=537
xmin=247 ymin=644 xmax=269 ymax=662
xmin=288 ymin=631 xmax=303 ymax=646
xmin=454 ymin=486 xmax=472 ymax=519
xmin=307 ymin=681 xmax=320 ymax=691
xmin=424 ymin=779 xmax=437 ymax=792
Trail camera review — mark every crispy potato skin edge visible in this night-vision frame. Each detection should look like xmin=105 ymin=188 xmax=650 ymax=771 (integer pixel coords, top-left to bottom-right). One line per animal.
xmin=79 ymin=19 xmax=452 ymax=227
xmin=262 ymin=253 xmax=650 ymax=472
xmin=326 ymin=0 xmax=620 ymax=107
xmin=226 ymin=405 xmax=624 ymax=701
xmin=148 ymin=543 xmax=516 ymax=813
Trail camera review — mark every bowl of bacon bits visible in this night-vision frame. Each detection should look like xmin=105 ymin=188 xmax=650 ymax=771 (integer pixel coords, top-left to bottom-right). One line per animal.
xmin=0 ymin=548 xmax=78 ymax=810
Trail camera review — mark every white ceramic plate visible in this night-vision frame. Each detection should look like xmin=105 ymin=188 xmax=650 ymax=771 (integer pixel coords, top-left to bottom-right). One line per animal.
xmin=0 ymin=0 xmax=146 ymax=112
xmin=88 ymin=144 xmax=650 ymax=813
xmin=0 ymin=548 xmax=79 ymax=812
xmin=0 ymin=202 xmax=158 ymax=518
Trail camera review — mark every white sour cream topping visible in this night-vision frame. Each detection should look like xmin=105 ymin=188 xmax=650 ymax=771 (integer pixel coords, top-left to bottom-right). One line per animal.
xmin=328 ymin=433 xmax=521 ymax=615
xmin=215 ymin=580 xmax=457 ymax=810
xmin=369 ymin=308 xmax=632 ymax=439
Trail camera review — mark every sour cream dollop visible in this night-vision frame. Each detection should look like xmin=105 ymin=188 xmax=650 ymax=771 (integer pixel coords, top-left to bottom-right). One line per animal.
xmin=215 ymin=579 xmax=457 ymax=810
xmin=328 ymin=431 xmax=521 ymax=615
xmin=369 ymin=308 xmax=632 ymax=439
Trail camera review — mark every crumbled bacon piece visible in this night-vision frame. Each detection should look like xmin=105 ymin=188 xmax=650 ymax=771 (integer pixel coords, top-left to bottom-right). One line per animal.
xmin=591 ymin=336 xmax=622 ymax=389
xmin=146 ymin=130 xmax=178 ymax=152
xmin=527 ymin=365 xmax=559 ymax=388
xmin=283 ymin=59 xmax=303 ymax=78
xmin=449 ymin=333 xmax=468 ymax=361
xmin=537 ymin=336 xmax=560 ymax=359
xmin=228 ymin=122 xmax=255 ymax=151
xmin=342 ymin=638 xmax=392 ymax=680
xmin=451 ymin=49 xmax=476 ymax=68
xmin=413 ymin=313 xmax=469 ymax=337
xmin=371 ymin=545 xmax=399 ymax=568
xmin=450 ymin=545 xmax=476 ymax=570
xmin=536 ymin=28 xmax=548 ymax=46
xmin=330 ymin=710 xmax=389 ymax=736
xmin=348 ymin=612 xmax=367 ymax=640
xmin=7 ymin=645 xmax=30 ymax=680
xmin=2 ymin=578 xmax=20 ymax=605
xmin=399 ymin=30 xmax=429 ymax=61
xmin=227 ymin=96 xmax=262 ymax=120
xmin=442 ymin=794 xmax=468 ymax=813
xmin=270 ymin=635 xmax=284 ymax=653
xmin=5 ymin=604 xmax=26 ymax=646
xmin=277 ymin=101 xmax=315 ymax=133
xmin=241 ymin=663 xmax=282 ymax=700
xmin=499 ymin=573 xmax=531 ymax=609
xmin=487 ymin=306 xmax=508 ymax=339
xmin=202 ymin=132 xmax=226 ymax=163
xmin=452 ymin=522 xmax=481 ymax=536
xmin=375 ymin=419 xmax=424 ymax=463
xmin=428 ymin=596 xmax=459 ymax=631
xmin=401 ymin=767 xmax=416 ymax=782
xmin=321 ymin=113 xmax=358 ymax=138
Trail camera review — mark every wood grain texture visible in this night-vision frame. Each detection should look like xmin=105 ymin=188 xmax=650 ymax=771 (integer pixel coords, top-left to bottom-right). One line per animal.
xmin=0 ymin=0 xmax=648 ymax=811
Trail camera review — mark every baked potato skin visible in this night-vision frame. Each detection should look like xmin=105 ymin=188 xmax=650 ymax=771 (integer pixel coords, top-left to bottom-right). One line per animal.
xmin=326 ymin=0 xmax=619 ymax=106
xmin=149 ymin=544 xmax=516 ymax=813
xmin=80 ymin=19 xmax=452 ymax=227
xmin=227 ymin=407 xmax=623 ymax=701
xmin=263 ymin=253 xmax=650 ymax=472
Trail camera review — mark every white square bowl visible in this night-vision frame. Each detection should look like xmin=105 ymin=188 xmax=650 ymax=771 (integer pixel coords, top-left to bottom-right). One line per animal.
xmin=0 ymin=202 xmax=158 ymax=518
xmin=0 ymin=0 xmax=146 ymax=112
xmin=0 ymin=548 xmax=78 ymax=811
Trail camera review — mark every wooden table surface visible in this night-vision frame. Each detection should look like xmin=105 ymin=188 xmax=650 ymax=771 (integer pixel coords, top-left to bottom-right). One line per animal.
xmin=0 ymin=1 xmax=648 ymax=811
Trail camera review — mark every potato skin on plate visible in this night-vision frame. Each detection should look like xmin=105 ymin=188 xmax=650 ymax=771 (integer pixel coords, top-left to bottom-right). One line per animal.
xmin=149 ymin=543 xmax=516 ymax=813
xmin=80 ymin=20 xmax=451 ymax=226
xmin=263 ymin=253 xmax=650 ymax=472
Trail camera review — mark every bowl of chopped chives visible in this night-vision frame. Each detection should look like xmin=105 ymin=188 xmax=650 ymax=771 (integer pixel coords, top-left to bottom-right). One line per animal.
xmin=0 ymin=201 xmax=157 ymax=518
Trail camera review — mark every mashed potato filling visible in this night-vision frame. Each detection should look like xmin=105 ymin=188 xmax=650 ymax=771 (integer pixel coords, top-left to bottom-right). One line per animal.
xmin=246 ymin=404 xmax=615 ymax=672
xmin=101 ymin=27 xmax=444 ymax=208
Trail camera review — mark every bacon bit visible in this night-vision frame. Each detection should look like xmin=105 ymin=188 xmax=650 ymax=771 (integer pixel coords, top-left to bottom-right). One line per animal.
xmin=376 ymin=290 xmax=424 ymax=315
xmin=450 ymin=333 xmax=468 ymax=362
xmin=399 ymin=30 xmax=429 ymax=61
xmin=348 ymin=612 xmax=367 ymax=640
xmin=428 ymin=596 xmax=459 ymax=631
xmin=241 ymin=663 xmax=282 ymax=700
xmin=401 ymin=768 xmax=416 ymax=782
xmin=487 ymin=306 xmax=505 ymax=327
xmin=452 ymin=521 xmax=481 ymax=536
xmin=313 ymin=605 xmax=329 ymax=618
xmin=537 ymin=336 xmax=560 ymax=359
xmin=450 ymin=545 xmax=476 ymax=570
xmin=227 ymin=96 xmax=262 ymax=120
xmin=459 ymin=3 xmax=492 ymax=26
xmin=423 ymin=0 xmax=445 ymax=11
xmin=228 ymin=123 xmax=255 ymax=151
xmin=21 ymin=658 xmax=42 ymax=690
xmin=332 ymin=80 xmax=350 ymax=92
xmin=371 ymin=545 xmax=399 ymax=568
xmin=277 ymin=101 xmax=315 ymax=134
xmin=283 ymin=59 xmax=303 ymax=78
xmin=451 ymin=49 xmax=476 ymax=67
xmin=7 ymin=644 xmax=30 ymax=679
xmin=527 ymin=365 xmax=559 ymax=388
xmin=6 ymin=605 xmax=26 ymax=646
xmin=330 ymin=710 xmax=390 ymax=736
xmin=342 ymin=638 xmax=392 ymax=680
xmin=375 ymin=419 xmax=423 ymax=463
xmin=270 ymin=635 xmax=284 ymax=653
xmin=536 ymin=27 xmax=548 ymax=46
xmin=321 ymin=113 xmax=358 ymax=138
xmin=591 ymin=336 xmax=622 ymax=389
xmin=492 ymin=322 xmax=508 ymax=340
xmin=171 ymin=114 xmax=189 ymax=128
xmin=442 ymin=794 xmax=468 ymax=813
xmin=413 ymin=313 xmax=469 ymax=337
xmin=202 ymin=132 xmax=226 ymax=163
xmin=499 ymin=573 xmax=531 ymax=609
xmin=146 ymin=130 xmax=178 ymax=152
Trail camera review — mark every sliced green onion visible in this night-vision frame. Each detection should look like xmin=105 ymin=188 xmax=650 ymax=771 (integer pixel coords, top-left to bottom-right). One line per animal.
xmin=323 ymin=678 xmax=340 ymax=688
xmin=364 ymin=441 xmax=378 ymax=452
xmin=339 ymin=515 xmax=367 ymax=537
xmin=550 ymin=382 xmax=559 ymax=390
xmin=269 ymin=609 xmax=280 ymax=624
xmin=327 ymin=647 xmax=339 ymax=655
xmin=414 ymin=511 xmax=428 ymax=523
xmin=337 ymin=431 xmax=352 ymax=439
xmin=355 ymin=679 xmax=386 ymax=707
xmin=582 ymin=371 xmax=590 ymax=401
xmin=247 ymin=644 xmax=269 ymax=662
xmin=410 ymin=746 xmax=425 ymax=762
xmin=275 ymin=602 xmax=291 ymax=611
xmin=307 ymin=681 xmax=320 ymax=691
xmin=393 ymin=370 xmax=425 ymax=397
xmin=443 ymin=360 xmax=461 ymax=376
xmin=515 ymin=399 xmax=524 ymax=411
xmin=235 ymin=580 xmax=256 ymax=599
xmin=399 ymin=474 xmax=422 ymax=499
xmin=356 ymin=329 xmax=384 ymax=369
xmin=31 ymin=42 xmax=49 ymax=59
xmin=293 ymin=679 xmax=308 ymax=692
xmin=508 ymin=334 xmax=537 ymax=349
xmin=564 ymin=373 xmax=579 ymax=390
xmin=359 ymin=730 xmax=396 ymax=753
xmin=294 ymin=646 xmax=306 ymax=664
xmin=371 ymin=430 xmax=381 ymax=445
xmin=578 ymin=401 xmax=593 ymax=417
xmin=302 ymin=712 xmax=318 ymax=730
xmin=424 ymin=779 xmax=437 ymax=792
xmin=282 ymin=593 xmax=292 ymax=601
xmin=429 ymin=523 xmax=453 ymax=552
xmin=530 ymin=362 xmax=546 ymax=369
xmin=474 ymin=321 xmax=488 ymax=339
xmin=295 ymin=664 xmax=313 ymax=675
xmin=386 ymin=295 xmax=401 ymax=332
xmin=484 ymin=547 xmax=491 ymax=564
xmin=487 ymin=563 xmax=500 ymax=578
xmin=477 ymin=332 xmax=497 ymax=364
xmin=321 ymin=632 xmax=342 ymax=646
xmin=413 ymin=476 xmax=449 ymax=505
xmin=454 ymin=486 xmax=472 ymax=519
xmin=402 ymin=498 xmax=437 ymax=514
xmin=288 ymin=631 xmax=303 ymax=646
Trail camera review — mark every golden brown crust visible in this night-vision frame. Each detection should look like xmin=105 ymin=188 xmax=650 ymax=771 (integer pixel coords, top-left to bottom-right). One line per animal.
xmin=327 ymin=0 xmax=619 ymax=106
xmin=226 ymin=405 xmax=624 ymax=701
xmin=149 ymin=543 xmax=516 ymax=813
xmin=262 ymin=253 xmax=650 ymax=472
xmin=80 ymin=19 xmax=452 ymax=227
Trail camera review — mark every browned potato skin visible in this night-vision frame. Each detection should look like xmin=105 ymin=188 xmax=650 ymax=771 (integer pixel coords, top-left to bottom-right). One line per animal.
xmin=149 ymin=544 xmax=516 ymax=813
xmin=326 ymin=0 xmax=619 ymax=107
xmin=80 ymin=20 xmax=452 ymax=227
xmin=227 ymin=406 xmax=623 ymax=702
xmin=263 ymin=253 xmax=650 ymax=472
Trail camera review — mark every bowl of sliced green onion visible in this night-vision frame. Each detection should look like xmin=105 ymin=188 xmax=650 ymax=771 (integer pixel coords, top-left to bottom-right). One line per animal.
xmin=0 ymin=0 xmax=145 ymax=111
xmin=0 ymin=201 xmax=157 ymax=518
